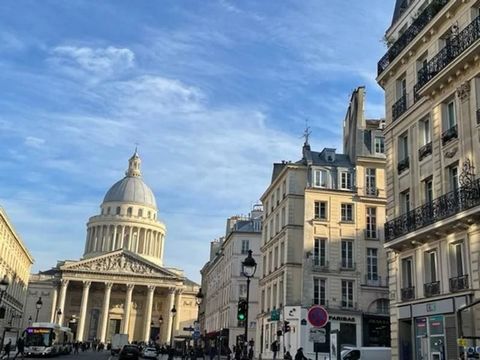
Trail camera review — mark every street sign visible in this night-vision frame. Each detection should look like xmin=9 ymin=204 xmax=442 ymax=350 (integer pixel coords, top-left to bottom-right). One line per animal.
xmin=193 ymin=331 xmax=200 ymax=340
xmin=307 ymin=305 xmax=329 ymax=328
xmin=309 ymin=328 xmax=326 ymax=343
xmin=458 ymin=338 xmax=467 ymax=347
xmin=271 ymin=309 xmax=280 ymax=321
xmin=183 ymin=326 xmax=194 ymax=332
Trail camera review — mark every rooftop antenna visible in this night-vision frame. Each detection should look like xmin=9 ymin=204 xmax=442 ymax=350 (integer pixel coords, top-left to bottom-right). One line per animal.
xmin=302 ymin=119 xmax=311 ymax=145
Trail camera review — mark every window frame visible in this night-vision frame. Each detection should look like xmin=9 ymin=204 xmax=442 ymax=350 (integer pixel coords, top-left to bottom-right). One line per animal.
xmin=341 ymin=280 xmax=354 ymax=308
xmin=313 ymin=238 xmax=327 ymax=267
xmin=341 ymin=203 xmax=354 ymax=222
xmin=314 ymin=201 xmax=327 ymax=220
xmin=341 ymin=239 xmax=354 ymax=269
xmin=367 ymin=248 xmax=378 ymax=281
xmin=313 ymin=278 xmax=327 ymax=306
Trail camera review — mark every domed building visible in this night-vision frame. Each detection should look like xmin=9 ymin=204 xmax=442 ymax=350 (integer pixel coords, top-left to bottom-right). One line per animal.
xmin=23 ymin=151 xmax=199 ymax=345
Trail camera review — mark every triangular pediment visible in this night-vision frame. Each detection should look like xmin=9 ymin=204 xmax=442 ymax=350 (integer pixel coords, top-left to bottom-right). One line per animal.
xmin=60 ymin=250 xmax=180 ymax=279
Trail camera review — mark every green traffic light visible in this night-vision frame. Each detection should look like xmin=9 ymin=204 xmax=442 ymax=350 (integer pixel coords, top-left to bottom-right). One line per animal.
xmin=238 ymin=314 xmax=245 ymax=320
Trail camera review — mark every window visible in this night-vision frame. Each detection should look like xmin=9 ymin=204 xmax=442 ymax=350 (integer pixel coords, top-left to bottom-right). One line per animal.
xmin=424 ymin=250 xmax=438 ymax=283
xmin=313 ymin=278 xmax=326 ymax=306
xmin=419 ymin=117 xmax=431 ymax=145
xmin=280 ymin=242 xmax=285 ymax=265
xmin=314 ymin=201 xmax=327 ymax=220
xmin=138 ymin=209 xmax=143 ymax=217
xmin=263 ymin=256 xmax=267 ymax=277
xmin=341 ymin=240 xmax=354 ymax=269
xmin=366 ymin=207 xmax=377 ymax=239
xmin=400 ymin=190 xmax=410 ymax=214
xmin=274 ymin=246 xmax=278 ymax=269
xmin=272 ymin=284 xmax=277 ymax=309
xmin=416 ymin=52 xmax=428 ymax=81
xmin=116 ymin=207 xmax=121 ymax=215
xmin=268 ymin=251 xmax=273 ymax=273
xmin=127 ymin=207 xmax=132 ymax=216
xmin=445 ymin=100 xmax=456 ymax=129
xmin=282 ymin=180 xmax=286 ymax=198
xmin=449 ymin=165 xmax=459 ymax=192
xmin=313 ymin=169 xmax=328 ymax=188
xmin=313 ymin=238 xmax=326 ymax=267
xmin=401 ymin=257 xmax=413 ymax=288
xmin=450 ymin=241 xmax=465 ymax=277
xmin=107 ymin=207 xmax=111 ymax=215
xmin=367 ymin=248 xmax=378 ymax=281
xmin=366 ymin=168 xmax=376 ymax=195
xmin=241 ymin=240 xmax=249 ymax=254
xmin=424 ymin=178 xmax=433 ymax=204
xmin=340 ymin=172 xmax=353 ymax=190
xmin=275 ymin=213 xmax=280 ymax=233
xmin=341 ymin=204 xmax=354 ymax=222
xmin=374 ymin=137 xmax=385 ymax=154
xmin=281 ymin=207 xmax=286 ymax=228
xmin=398 ymin=133 xmax=409 ymax=161
xmin=396 ymin=75 xmax=407 ymax=99
xmin=376 ymin=299 xmax=389 ymax=315
xmin=279 ymin=280 xmax=284 ymax=307
xmin=276 ymin=188 xmax=280 ymax=205
xmin=341 ymin=280 xmax=354 ymax=308
xmin=264 ymin=225 xmax=268 ymax=244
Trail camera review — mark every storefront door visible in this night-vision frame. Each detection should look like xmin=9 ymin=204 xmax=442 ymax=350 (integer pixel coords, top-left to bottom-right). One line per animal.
xmin=415 ymin=315 xmax=446 ymax=360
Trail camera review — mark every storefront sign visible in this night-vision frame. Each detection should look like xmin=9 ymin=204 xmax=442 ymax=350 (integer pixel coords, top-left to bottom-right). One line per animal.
xmin=426 ymin=303 xmax=436 ymax=312
xmin=329 ymin=316 xmax=355 ymax=323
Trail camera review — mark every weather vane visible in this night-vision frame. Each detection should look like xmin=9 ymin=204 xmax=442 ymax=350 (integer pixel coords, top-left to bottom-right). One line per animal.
xmin=303 ymin=119 xmax=311 ymax=145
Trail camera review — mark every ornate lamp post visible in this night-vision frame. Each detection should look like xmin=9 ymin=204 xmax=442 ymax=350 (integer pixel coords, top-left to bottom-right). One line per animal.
xmin=195 ymin=288 xmax=204 ymax=348
xmin=170 ymin=305 xmax=177 ymax=348
xmin=35 ymin=297 xmax=43 ymax=322
xmin=241 ymin=250 xmax=257 ymax=359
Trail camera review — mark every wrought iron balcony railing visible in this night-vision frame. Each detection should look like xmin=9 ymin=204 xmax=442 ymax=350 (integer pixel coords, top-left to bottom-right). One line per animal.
xmin=385 ymin=177 xmax=480 ymax=242
xmin=392 ymin=93 xmax=408 ymax=121
xmin=401 ymin=286 xmax=415 ymax=301
xmin=416 ymin=15 xmax=480 ymax=90
xmin=418 ymin=142 xmax=432 ymax=161
xmin=311 ymin=258 xmax=329 ymax=271
xmin=450 ymin=274 xmax=469 ymax=292
xmin=424 ymin=281 xmax=441 ymax=297
xmin=397 ymin=156 xmax=410 ymax=174
xmin=377 ymin=0 xmax=450 ymax=75
xmin=441 ymin=124 xmax=458 ymax=145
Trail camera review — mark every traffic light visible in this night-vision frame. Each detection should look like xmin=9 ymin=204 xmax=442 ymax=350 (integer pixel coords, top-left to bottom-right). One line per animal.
xmin=237 ymin=299 xmax=247 ymax=321
xmin=283 ymin=321 xmax=291 ymax=333
xmin=276 ymin=330 xmax=283 ymax=337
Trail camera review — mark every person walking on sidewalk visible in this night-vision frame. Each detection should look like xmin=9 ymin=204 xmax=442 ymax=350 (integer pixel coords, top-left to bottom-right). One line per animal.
xmin=294 ymin=348 xmax=308 ymax=360
xmin=12 ymin=337 xmax=24 ymax=360
xmin=270 ymin=341 xmax=279 ymax=360
xmin=2 ymin=339 xmax=12 ymax=360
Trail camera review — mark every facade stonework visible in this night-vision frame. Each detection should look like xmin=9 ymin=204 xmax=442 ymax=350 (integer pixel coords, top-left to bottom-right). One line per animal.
xmin=378 ymin=1 xmax=480 ymax=358
xmin=23 ymin=152 xmax=198 ymax=344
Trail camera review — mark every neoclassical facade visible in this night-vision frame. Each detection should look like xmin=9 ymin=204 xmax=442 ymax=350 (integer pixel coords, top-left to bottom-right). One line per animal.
xmin=23 ymin=151 xmax=199 ymax=344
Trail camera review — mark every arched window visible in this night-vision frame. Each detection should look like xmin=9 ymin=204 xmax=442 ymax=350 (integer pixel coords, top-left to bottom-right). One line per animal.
xmin=127 ymin=207 xmax=133 ymax=216
xmin=148 ymin=211 xmax=151 ymax=219
xmin=116 ymin=207 xmax=121 ymax=215
xmin=138 ymin=209 xmax=143 ymax=217
xmin=107 ymin=207 xmax=111 ymax=215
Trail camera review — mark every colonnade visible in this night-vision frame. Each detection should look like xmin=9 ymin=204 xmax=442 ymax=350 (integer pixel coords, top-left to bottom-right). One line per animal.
xmin=51 ymin=279 xmax=181 ymax=343
xmin=84 ymin=225 xmax=165 ymax=260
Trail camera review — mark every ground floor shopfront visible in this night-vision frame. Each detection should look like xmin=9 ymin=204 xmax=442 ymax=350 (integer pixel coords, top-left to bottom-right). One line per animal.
xmin=396 ymin=294 xmax=471 ymax=360
xmin=256 ymin=306 xmax=390 ymax=359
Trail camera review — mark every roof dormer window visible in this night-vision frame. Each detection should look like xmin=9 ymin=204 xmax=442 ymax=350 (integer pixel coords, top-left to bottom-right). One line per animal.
xmin=313 ymin=169 xmax=328 ymax=188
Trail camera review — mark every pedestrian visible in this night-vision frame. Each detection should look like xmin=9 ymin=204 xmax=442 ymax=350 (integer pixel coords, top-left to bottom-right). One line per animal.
xmin=234 ymin=346 xmax=241 ymax=360
xmin=12 ymin=338 xmax=24 ymax=360
xmin=294 ymin=348 xmax=308 ymax=360
xmin=248 ymin=347 xmax=253 ymax=360
xmin=270 ymin=340 xmax=278 ymax=360
xmin=2 ymin=339 xmax=12 ymax=360
xmin=284 ymin=351 xmax=292 ymax=360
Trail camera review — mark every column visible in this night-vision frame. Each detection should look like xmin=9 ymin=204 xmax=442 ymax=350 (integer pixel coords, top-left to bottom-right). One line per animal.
xmin=119 ymin=226 xmax=125 ymax=249
xmin=58 ymin=279 xmax=69 ymax=325
xmin=84 ymin=229 xmax=91 ymax=254
xmin=112 ymin=226 xmax=118 ymax=251
xmin=99 ymin=282 xmax=113 ymax=343
xmin=122 ymin=284 xmax=135 ymax=335
xmin=128 ymin=227 xmax=133 ymax=250
xmin=49 ymin=285 xmax=59 ymax=323
xmin=77 ymin=281 xmax=92 ymax=341
xmin=143 ymin=286 xmax=155 ymax=342
xmin=174 ymin=289 xmax=182 ymax=332
xmin=166 ymin=288 xmax=176 ymax=344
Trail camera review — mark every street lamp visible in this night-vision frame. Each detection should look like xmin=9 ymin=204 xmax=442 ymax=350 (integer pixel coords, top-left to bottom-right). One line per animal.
xmin=35 ymin=297 xmax=43 ymax=322
xmin=241 ymin=250 xmax=257 ymax=359
xmin=56 ymin=308 xmax=62 ymax=324
xmin=170 ymin=305 xmax=177 ymax=348
xmin=195 ymin=289 xmax=204 ymax=347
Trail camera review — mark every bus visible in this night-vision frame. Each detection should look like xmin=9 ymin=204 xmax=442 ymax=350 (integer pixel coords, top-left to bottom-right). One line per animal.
xmin=24 ymin=322 xmax=73 ymax=356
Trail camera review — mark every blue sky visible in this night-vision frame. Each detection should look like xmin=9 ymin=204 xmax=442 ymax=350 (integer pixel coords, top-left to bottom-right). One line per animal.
xmin=0 ymin=0 xmax=394 ymax=282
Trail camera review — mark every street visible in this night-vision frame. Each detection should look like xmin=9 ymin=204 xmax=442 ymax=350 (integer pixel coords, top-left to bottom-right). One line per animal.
xmin=26 ymin=351 xmax=110 ymax=360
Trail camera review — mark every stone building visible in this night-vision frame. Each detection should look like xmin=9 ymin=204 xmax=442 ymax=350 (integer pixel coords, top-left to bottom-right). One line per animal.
xmin=0 ymin=207 xmax=34 ymax=338
xmin=23 ymin=151 xmax=199 ymax=344
xmin=377 ymin=0 xmax=480 ymax=358
xmin=200 ymin=207 xmax=263 ymax=351
xmin=256 ymin=87 xmax=389 ymax=359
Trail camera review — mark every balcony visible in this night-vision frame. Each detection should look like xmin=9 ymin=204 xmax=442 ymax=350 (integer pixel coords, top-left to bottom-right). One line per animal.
xmin=365 ymin=186 xmax=379 ymax=196
xmin=377 ymin=0 xmax=450 ymax=76
xmin=441 ymin=124 xmax=458 ymax=145
xmin=418 ymin=142 xmax=432 ymax=161
xmin=416 ymin=15 xmax=480 ymax=92
xmin=392 ymin=94 xmax=408 ymax=121
xmin=311 ymin=258 xmax=329 ymax=271
xmin=450 ymin=274 xmax=469 ymax=292
xmin=362 ymin=275 xmax=387 ymax=287
xmin=401 ymin=286 xmax=415 ymax=301
xmin=424 ymin=281 xmax=440 ymax=297
xmin=385 ymin=177 xmax=480 ymax=243
xmin=397 ymin=156 xmax=410 ymax=174
xmin=339 ymin=261 xmax=356 ymax=271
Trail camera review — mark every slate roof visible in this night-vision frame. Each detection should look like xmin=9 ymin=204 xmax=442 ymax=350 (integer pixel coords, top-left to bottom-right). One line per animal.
xmin=391 ymin=0 xmax=409 ymax=26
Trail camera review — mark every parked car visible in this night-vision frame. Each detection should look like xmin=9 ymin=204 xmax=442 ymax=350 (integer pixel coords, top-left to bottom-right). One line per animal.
xmin=341 ymin=347 xmax=391 ymax=360
xmin=119 ymin=345 xmax=140 ymax=360
xmin=142 ymin=347 xmax=158 ymax=359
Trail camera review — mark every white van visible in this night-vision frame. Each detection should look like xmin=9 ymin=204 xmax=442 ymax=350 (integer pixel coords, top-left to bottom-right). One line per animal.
xmin=341 ymin=347 xmax=391 ymax=360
